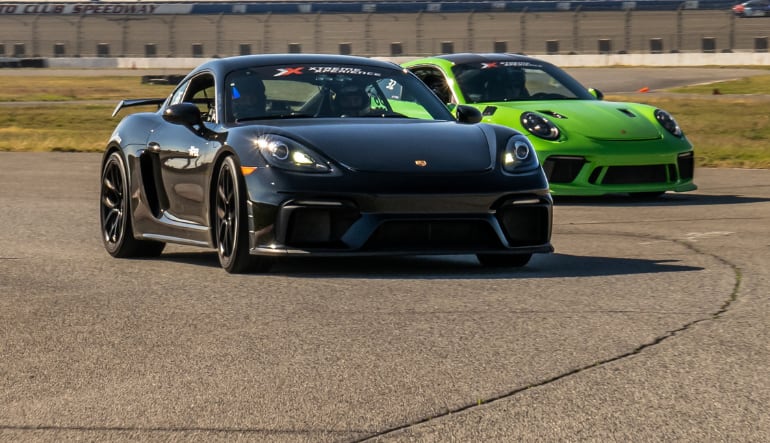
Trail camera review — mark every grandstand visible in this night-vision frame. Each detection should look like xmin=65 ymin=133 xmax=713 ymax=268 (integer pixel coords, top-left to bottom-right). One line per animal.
xmin=0 ymin=0 xmax=739 ymax=13
xmin=0 ymin=0 xmax=755 ymax=62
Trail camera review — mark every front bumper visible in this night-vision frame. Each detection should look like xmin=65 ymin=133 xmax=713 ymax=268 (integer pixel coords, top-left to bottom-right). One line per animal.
xmin=542 ymin=150 xmax=696 ymax=196
xmin=246 ymin=192 xmax=553 ymax=256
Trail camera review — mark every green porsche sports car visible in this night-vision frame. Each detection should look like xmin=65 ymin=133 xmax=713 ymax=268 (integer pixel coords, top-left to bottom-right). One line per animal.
xmin=403 ymin=53 xmax=696 ymax=197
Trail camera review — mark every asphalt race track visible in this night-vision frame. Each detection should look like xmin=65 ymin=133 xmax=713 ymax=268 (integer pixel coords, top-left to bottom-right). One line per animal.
xmin=1 ymin=150 xmax=769 ymax=440
xmin=1 ymin=63 xmax=770 ymax=441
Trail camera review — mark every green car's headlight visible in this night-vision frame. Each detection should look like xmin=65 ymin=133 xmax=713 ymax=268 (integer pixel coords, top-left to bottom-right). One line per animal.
xmin=255 ymin=135 xmax=331 ymax=173
xmin=654 ymin=109 xmax=683 ymax=137
xmin=521 ymin=112 xmax=560 ymax=141
xmin=503 ymin=134 xmax=539 ymax=173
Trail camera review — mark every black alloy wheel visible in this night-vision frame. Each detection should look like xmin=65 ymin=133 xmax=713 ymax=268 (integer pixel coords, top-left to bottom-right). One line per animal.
xmin=214 ymin=156 xmax=272 ymax=273
xmin=100 ymin=151 xmax=165 ymax=258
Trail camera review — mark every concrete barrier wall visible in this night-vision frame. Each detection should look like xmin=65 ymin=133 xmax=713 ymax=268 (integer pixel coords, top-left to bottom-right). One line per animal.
xmin=3 ymin=9 xmax=767 ymax=59
xmin=34 ymin=52 xmax=770 ymax=70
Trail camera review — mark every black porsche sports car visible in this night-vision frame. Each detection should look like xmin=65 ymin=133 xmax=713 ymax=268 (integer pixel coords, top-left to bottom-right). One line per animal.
xmin=100 ymin=54 xmax=553 ymax=273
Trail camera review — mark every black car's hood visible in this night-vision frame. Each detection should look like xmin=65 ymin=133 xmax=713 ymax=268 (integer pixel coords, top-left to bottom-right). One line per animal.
xmin=236 ymin=119 xmax=496 ymax=173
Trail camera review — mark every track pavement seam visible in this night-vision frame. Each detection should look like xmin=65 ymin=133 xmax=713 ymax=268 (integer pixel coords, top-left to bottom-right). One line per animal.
xmin=354 ymin=230 xmax=742 ymax=442
xmin=0 ymin=231 xmax=741 ymax=441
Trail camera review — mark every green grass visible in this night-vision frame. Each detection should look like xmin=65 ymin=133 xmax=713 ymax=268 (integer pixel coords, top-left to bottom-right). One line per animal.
xmin=0 ymin=76 xmax=174 ymax=151
xmin=668 ymin=75 xmax=770 ymax=95
xmin=600 ymin=71 xmax=770 ymax=168
xmin=0 ymin=104 xmax=119 ymax=152
xmin=607 ymin=93 xmax=770 ymax=168
xmin=1 ymin=74 xmax=770 ymax=168
xmin=611 ymin=68 xmax=770 ymax=168
xmin=0 ymin=76 xmax=175 ymax=102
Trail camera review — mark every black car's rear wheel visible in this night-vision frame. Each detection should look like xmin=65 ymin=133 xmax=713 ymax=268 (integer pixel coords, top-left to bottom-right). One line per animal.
xmin=476 ymin=253 xmax=532 ymax=268
xmin=214 ymin=156 xmax=272 ymax=274
xmin=100 ymin=151 xmax=165 ymax=258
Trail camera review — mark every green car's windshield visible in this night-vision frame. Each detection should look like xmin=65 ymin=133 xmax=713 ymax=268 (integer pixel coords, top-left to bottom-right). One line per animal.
xmin=225 ymin=64 xmax=455 ymax=123
xmin=451 ymin=60 xmax=596 ymax=103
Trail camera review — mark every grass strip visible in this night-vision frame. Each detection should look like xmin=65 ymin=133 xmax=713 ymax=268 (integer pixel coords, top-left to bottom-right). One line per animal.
xmin=1 ymin=75 xmax=769 ymax=168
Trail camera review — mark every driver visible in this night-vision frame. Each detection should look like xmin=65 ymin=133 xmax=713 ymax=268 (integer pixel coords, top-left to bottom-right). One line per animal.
xmin=482 ymin=68 xmax=528 ymax=101
xmin=230 ymin=77 xmax=266 ymax=120
xmin=423 ymin=75 xmax=452 ymax=103
xmin=505 ymin=68 xmax=528 ymax=99
xmin=332 ymin=84 xmax=371 ymax=117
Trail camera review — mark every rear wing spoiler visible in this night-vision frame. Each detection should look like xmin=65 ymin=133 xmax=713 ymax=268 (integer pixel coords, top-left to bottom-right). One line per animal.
xmin=112 ymin=98 xmax=166 ymax=117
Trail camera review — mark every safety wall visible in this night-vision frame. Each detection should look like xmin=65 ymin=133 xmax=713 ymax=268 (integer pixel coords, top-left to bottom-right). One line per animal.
xmin=1 ymin=1 xmax=767 ymax=59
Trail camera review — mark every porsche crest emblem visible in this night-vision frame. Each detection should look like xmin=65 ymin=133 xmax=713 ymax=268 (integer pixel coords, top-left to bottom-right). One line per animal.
xmin=415 ymin=160 xmax=427 ymax=167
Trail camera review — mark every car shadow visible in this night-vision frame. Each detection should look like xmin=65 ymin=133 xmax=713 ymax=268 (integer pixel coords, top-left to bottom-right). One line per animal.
xmin=553 ymin=193 xmax=770 ymax=207
xmin=159 ymin=251 xmax=703 ymax=279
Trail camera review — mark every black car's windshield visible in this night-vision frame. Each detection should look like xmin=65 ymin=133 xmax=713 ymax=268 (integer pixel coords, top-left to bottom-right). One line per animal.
xmin=225 ymin=64 xmax=455 ymax=123
xmin=451 ymin=60 xmax=596 ymax=103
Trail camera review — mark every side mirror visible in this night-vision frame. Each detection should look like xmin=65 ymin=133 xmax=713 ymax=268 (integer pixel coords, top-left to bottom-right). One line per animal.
xmin=588 ymin=88 xmax=604 ymax=100
xmin=163 ymin=102 xmax=203 ymax=128
xmin=162 ymin=102 xmax=225 ymax=141
xmin=456 ymin=104 xmax=482 ymax=124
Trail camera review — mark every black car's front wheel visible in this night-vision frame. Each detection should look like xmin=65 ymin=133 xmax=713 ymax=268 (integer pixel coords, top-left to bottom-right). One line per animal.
xmin=214 ymin=156 xmax=272 ymax=274
xmin=476 ymin=253 xmax=532 ymax=268
xmin=100 ymin=151 xmax=165 ymax=258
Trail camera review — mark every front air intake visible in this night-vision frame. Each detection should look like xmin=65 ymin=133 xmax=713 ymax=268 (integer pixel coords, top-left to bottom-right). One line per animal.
xmin=678 ymin=152 xmax=694 ymax=180
xmin=542 ymin=156 xmax=586 ymax=184
xmin=363 ymin=220 xmax=500 ymax=251
xmin=284 ymin=204 xmax=360 ymax=248
xmin=601 ymin=165 xmax=668 ymax=185
xmin=496 ymin=204 xmax=551 ymax=246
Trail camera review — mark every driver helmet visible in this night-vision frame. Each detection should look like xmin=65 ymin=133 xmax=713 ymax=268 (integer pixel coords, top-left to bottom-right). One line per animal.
xmin=334 ymin=84 xmax=370 ymax=116
xmin=505 ymin=68 xmax=526 ymax=92
xmin=230 ymin=77 xmax=266 ymax=119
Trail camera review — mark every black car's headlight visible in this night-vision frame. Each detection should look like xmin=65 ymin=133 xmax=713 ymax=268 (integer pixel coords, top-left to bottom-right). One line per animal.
xmin=654 ymin=109 xmax=683 ymax=137
xmin=255 ymin=135 xmax=331 ymax=173
xmin=503 ymin=134 xmax=539 ymax=173
xmin=520 ymin=112 xmax=560 ymax=141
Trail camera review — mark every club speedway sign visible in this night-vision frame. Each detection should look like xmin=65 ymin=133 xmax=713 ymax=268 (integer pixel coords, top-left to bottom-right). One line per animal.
xmin=0 ymin=3 xmax=193 ymax=14
xmin=0 ymin=1 xmax=735 ymax=16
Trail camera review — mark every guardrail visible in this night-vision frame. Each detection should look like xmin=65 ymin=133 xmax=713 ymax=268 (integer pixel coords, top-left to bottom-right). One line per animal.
xmin=4 ymin=51 xmax=769 ymax=70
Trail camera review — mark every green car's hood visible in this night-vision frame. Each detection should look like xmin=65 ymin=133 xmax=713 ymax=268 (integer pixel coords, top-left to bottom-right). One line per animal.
xmin=484 ymin=100 xmax=662 ymax=141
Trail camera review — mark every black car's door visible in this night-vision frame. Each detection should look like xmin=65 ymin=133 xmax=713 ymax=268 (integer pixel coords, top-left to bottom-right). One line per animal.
xmin=148 ymin=73 xmax=219 ymax=226
xmin=149 ymin=123 xmax=217 ymax=226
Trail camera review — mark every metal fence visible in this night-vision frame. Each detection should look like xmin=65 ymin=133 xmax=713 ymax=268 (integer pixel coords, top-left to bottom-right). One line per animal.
xmin=1 ymin=9 xmax=768 ymax=59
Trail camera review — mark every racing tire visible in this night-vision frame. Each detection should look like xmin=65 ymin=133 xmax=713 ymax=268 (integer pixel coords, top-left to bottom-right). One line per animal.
xmin=100 ymin=151 xmax=166 ymax=258
xmin=476 ymin=253 xmax=532 ymax=268
xmin=214 ymin=156 xmax=273 ymax=274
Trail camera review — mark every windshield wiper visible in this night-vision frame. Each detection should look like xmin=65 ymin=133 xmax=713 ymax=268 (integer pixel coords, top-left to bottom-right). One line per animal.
xmin=236 ymin=112 xmax=314 ymax=122
xmin=357 ymin=111 xmax=410 ymax=118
